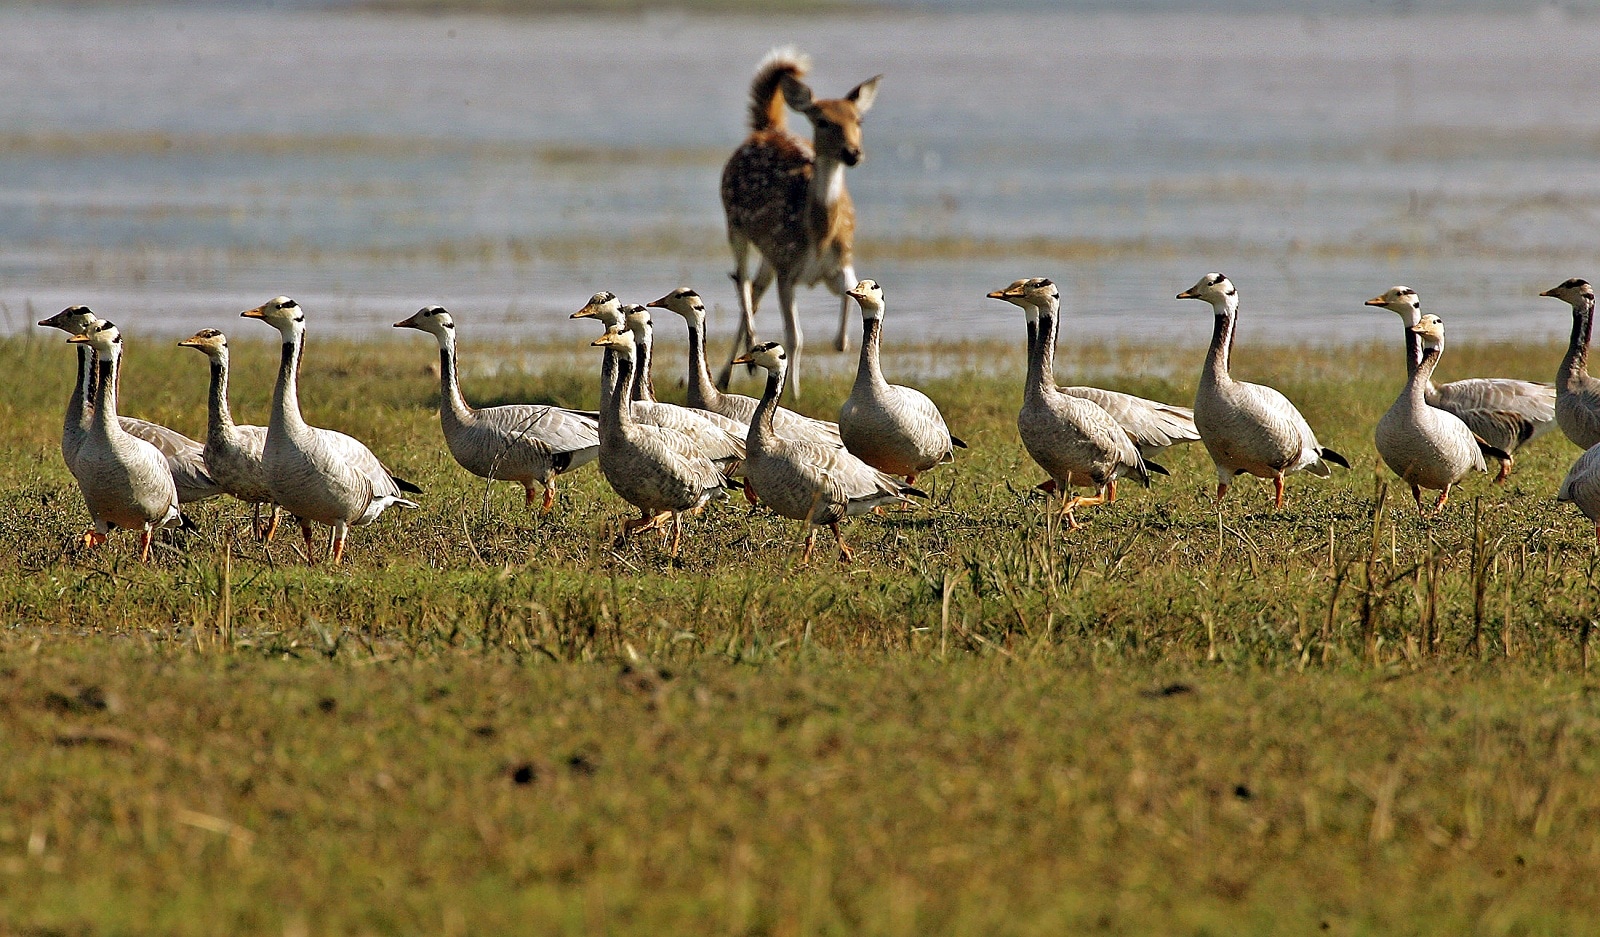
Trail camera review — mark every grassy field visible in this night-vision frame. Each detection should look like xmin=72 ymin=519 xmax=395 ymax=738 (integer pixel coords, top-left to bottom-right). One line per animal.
xmin=3 ymin=326 xmax=1600 ymax=935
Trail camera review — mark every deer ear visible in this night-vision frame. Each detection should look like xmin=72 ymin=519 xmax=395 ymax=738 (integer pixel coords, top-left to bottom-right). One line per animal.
xmin=847 ymin=75 xmax=882 ymax=114
xmin=780 ymin=73 xmax=814 ymax=112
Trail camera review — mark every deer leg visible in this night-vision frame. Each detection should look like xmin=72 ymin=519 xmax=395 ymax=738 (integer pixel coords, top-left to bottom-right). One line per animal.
xmin=778 ymin=276 xmax=804 ymax=399
xmin=833 ymin=262 xmax=858 ymax=353
xmin=717 ymin=234 xmax=761 ymax=389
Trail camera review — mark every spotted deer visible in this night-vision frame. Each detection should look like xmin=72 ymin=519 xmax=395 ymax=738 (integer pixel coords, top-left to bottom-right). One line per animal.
xmin=717 ymin=47 xmax=881 ymax=398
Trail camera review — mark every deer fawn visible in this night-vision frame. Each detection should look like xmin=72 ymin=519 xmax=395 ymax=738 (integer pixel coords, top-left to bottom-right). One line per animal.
xmin=718 ymin=47 xmax=881 ymax=398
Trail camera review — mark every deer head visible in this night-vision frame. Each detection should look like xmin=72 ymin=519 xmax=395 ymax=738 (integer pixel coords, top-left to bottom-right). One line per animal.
xmin=782 ymin=73 xmax=882 ymax=166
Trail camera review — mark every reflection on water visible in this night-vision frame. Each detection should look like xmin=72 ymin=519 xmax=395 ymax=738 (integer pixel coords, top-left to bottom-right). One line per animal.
xmin=2 ymin=5 xmax=1598 ymax=360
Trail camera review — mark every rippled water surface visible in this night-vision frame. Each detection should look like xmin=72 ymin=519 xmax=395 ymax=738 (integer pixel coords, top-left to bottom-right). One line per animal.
xmin=3 ymin=4 xmax=1599 ymax=358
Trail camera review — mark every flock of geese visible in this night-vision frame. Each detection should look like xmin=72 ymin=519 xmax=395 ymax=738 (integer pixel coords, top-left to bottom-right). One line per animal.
xmin=35 ymin=271 xmax=1600 ymax=565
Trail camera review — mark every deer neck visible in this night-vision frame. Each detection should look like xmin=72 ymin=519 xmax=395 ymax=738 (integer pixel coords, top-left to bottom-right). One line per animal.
xmin=806 ymin=158 xmax=849 ymax=239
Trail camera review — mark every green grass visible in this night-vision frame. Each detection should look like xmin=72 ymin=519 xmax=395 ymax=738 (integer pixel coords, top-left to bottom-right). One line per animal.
xmin=3 ymin=330 xmax=1599 ymax=935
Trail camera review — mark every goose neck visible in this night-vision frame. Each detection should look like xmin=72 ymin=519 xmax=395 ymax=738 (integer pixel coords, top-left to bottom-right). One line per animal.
xmin=633 ymin=331 xmax=657 ymax=403
xmin=1027 ymin=298 xmax=1060 ymax=399
xmin=90 ymin=349 xmax=119 ymax=434
xmin=436 ymin=339 xmax=473 ymax=427
xmin=1561 ymin=297 xmax=1594 ymax=387
xmin=751 ymin=361 xmax=785 ymax=447
xmin=1203 ymin=297 xmax=1238 ymax=383
xmin=601 ymin=351 xmax=637 ymax=434
xmin=684 ymin=315 xmax=721 ymax=411
xmin=69 ymin=344 xmax=93 ymax=433
xmin=1409 ymin=345 xmax=1441 ymax=405
xmin=269 ymin=328 xmax=309 ymax=434
xmin=856 ymin=315 xmax=887 ymax=389
xmin=206 ymin=353 xmax=236 ymax=439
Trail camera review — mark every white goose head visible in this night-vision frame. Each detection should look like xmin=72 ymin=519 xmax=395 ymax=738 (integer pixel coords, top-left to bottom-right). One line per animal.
xmin=1540 ymin=277 xmax=1594 ymax=309
xmin=1364 ymin=286 xmax=1421 ymax=326
xmin=731 ymin=340 xmax=788 ymax=374
xmin=1177 ymin=272 xmax=1237 ymax=309
xmin=572 ymin=290 xmax=624 ymax=329
xmin=646 ymin=287 xmax=706 ymax=324
xmin=622 ymin=304 xmax=653 ymax=342
xmin=67 ymin=319 xmax=123 ymax=357
xmin=177 ymin=327 xmax=231 ymax=361
xmin=240 ymin=295 xmax=305 ymax=337
xmin=845 ymin=279 xmax=886 ymax=319
xmin=39 ymin=305 xmax=98 ymax=336
xmin=1017 ymin=277 xmax=1060 ymax=312
xmin=393 ymin=305 xmax=457 ymax=342
xmin=591 ymin=326 xmax=636 ymax=361
xmin=1410 ymin=313 xmax=1445 ymax=352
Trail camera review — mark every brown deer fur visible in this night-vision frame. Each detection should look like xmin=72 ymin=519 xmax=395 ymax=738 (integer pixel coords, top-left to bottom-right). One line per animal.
xmin=718 ymin=48 xmax=881 ymax=398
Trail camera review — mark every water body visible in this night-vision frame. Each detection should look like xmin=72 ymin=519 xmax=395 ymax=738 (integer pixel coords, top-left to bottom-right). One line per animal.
xmin=2 ymin=3 xmax=1598 ymax=357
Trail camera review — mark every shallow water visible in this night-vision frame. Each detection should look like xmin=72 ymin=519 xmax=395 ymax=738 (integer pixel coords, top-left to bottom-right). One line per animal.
xmin=3 ymin=4 xmax=1597 ymax=366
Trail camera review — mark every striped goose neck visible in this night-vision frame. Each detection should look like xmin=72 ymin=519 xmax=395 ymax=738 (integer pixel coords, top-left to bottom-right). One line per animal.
xmin=601 ymin=351 xmax=637 ymax=434
xmin=751 ymin=361 xmax=786 ymax=449
xmin=633 ymin=330 xmax=657 ymax=403
xmin=1561 ymin=295 xmax=1594 ymax=387
xmin=1409 ymin=344 xmax=1442 ymax=406
xmin=206 ymin=354 xmax=237 ymax=440
xmin=1204 ymin=298 xmax=1239 ymax=383
xmin=436 ymin=338 xmax=474 ymax=428
xmin=270 ymin=331 xmax=310 ymax=435
xmin=1027 ymin=297 xmax=1060 ymax=400
xmin=856 ymin=316 xmax=886 ymax=390
xmin=90 ymin=351 xmax=120 ymax=434
xmin=684 ymin=315 xmax=722 ymax=411
xmin=69 ymin=345 xmax=93 ymax=435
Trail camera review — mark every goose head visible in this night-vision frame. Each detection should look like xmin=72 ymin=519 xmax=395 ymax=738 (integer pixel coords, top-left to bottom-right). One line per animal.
xmin=1177 ymin=272 xmax=1237 ymax=309
xmin=572 ymin=290 xmax=624 ymax=329
xmin=646 ymin=287 xmax=706 ymax=324
xmin=240 ymin=296 xmax=305 ymax=337
xmin=987 ymin=279 xmax=1037 ymax=324
xmin=39 ymin=305 xmax=98 ymax=335
xmin=1540 ymin=278 xmax=1594 ymax=309
xmin=177 ymin=328 xmax=230 ymax=361
xmin=591 ymin=326 xmax=636 ymax=360
xmin=731 ymin=341 xmax=788 ymax=373
xmin=1017 ymin=277 xmax=1060 ymax=312
xmin=394 ymin=305 xmax=457 ymax=343
xmin=845 ymin=279 xmax=886 ymax=319
xmin=67 ymin=319 xmax=122 ymax=357
xmin=622 ymin=304 xmax=653 ymax=343
xmin=1409 ymin=313 xmax=1445 ymax=351
xmin=1364 ymin=286 xmax=1422 ymax=326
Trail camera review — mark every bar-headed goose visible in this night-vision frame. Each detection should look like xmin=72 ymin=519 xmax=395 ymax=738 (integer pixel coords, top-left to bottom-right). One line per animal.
xmin=241 ymin=296 xmax=419 ymax=564
xmin=177 ymin=329 xmax=279 ymax=539
xmin=1176 ymin=273 xmax=1348 ymax=507
xmin=838 ymin=279 xmax=964 ymax=483
xmin=394 ymin=306 xmax=598 ymax=513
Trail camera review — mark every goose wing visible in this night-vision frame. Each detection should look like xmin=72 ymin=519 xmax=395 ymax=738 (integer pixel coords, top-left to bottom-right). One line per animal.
xmin=782 ymin=438 xmax=919 ymax=514
xmin=474 ymin=403 xmax=601 ymax=456
xmin=119 ymin=417 xmax=221 ymax=502
xmin=315 ymin=428 xmax=415 ymax=504
xmin=1430 ymin=378 xmax=1557 ymax=451
xmin=1237 ymin=381 xmax=1336 ymax=475
xmin=1060 ymin=386 xmax=1199 ymax=455
xmin=633 ymin=401 xmax=746 ymax=464
xmin=1558 ymin=444 xmax=1600 ymax=511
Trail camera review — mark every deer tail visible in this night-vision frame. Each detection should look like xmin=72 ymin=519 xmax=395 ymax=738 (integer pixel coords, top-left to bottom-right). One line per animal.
xmin=748 ymin=46 xmax=811 ymax=133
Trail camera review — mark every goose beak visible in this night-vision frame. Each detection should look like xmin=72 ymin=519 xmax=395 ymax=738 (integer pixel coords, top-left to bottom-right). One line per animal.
xmin=177 ymin=337 xmax=199 ymax=348
xmin=393 ymin=313 xmax=422 ymax=329
xmin=1175 ymin=290 xmax=1197 ymax=300
xmin=985 ymin=288 xmax=1013 ymax=300
xmin=590 ymin=330 xmax=619 ymax=347
xmin=240 ymin=304 xmax=267 ymax=319
xmin=571 ymin=306 xmax=597 ymax=320
xmin=67 ymin=333 xmax=90 ymax=345
xmin=1539 ymin=288 xmax=1559 ymax=298
xmin=645 ymin=292 xmax=674 ymax=309
xmin=731 ymin=352 xmax=754 ymax=365
xmin=1363 ymin=296 xmax=1388 ymax=307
